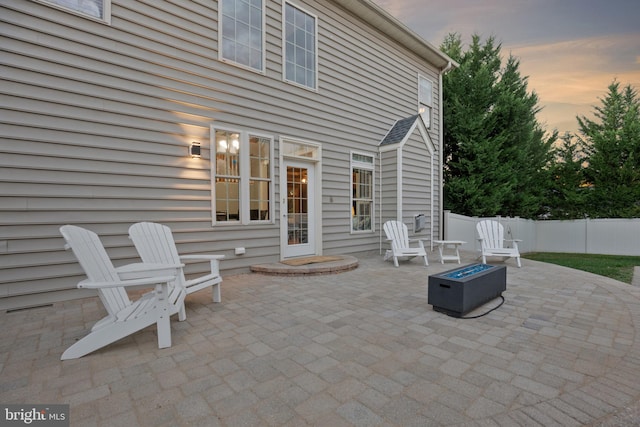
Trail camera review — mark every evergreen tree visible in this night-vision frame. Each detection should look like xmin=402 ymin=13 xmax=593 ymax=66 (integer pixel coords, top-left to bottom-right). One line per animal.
xmin=543 ymin=132 xmax=588 ymax=219
xmin=440 ymin=33 xmax=555 ymax=218
xmin=577 ymin=81 xmax=640 ymax=218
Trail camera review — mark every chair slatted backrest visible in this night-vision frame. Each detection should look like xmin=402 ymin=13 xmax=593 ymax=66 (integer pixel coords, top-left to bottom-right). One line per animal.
xmin=129 ymin=222 xmax=187 ymax=284
xmin=383 ymin=220 xmax=409 ymax=249
xmin=476 ymin=220 xmax=505 ymax=249
xmin=60 ymin=225 xmax=131 ymax=317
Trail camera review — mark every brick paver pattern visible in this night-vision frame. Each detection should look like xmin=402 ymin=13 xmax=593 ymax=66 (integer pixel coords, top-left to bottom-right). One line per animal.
xmin=1 ymin=251 xmax=640 ymax=426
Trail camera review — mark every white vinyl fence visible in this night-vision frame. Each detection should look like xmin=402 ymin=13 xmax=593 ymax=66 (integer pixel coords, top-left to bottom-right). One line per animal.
xmin=443 ymin=211 xmax=640 ymax=256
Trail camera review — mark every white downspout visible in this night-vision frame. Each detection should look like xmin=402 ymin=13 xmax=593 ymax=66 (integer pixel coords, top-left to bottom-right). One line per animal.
xmin=396 ymin=148 xmax=403 ymax=222
xmin=430 ymin=153 xmax=434 ymax=250
xmin=438 ymin=61 xmax=453 ymax=240
xmin=379 ymin=151 xmax=383 ymax=255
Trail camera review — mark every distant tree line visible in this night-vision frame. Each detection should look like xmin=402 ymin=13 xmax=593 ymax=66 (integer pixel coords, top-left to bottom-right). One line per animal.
xmin=440 ymin=33 xmax=640 ymax=219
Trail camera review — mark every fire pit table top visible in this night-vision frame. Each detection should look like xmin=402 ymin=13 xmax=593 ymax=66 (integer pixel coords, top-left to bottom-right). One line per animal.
xmin=442 ymin=263 xmax=496 ymax=280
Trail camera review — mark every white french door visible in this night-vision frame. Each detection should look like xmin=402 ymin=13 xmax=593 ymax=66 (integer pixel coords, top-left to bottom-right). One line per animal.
xmin=283 ymin=160 xmax=316 ymax=258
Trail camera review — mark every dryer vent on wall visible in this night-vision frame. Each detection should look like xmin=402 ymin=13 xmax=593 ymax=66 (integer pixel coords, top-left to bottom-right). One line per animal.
xmin=414 ymin=214 xmax=426 ymax=232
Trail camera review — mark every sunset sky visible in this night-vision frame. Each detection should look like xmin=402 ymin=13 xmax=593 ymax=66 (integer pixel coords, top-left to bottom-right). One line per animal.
xmin=372 ymin=0 xmax=640 ymax=137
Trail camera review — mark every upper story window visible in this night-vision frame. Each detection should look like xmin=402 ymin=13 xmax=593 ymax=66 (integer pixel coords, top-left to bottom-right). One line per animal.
xmin=283 ymin=2 xmax=317 ymax=90
xmin=351 ymin=152 xmax=375 ymax=232
xmin=418 ymin=74 xmax=433 ymax=128
xmin=219 ymin=0 xmax=265 ymax=72
xmin=35 ymin=0 xmax=110 ymax=22
xmin=212 ymin=128 xmax=273 ymax=224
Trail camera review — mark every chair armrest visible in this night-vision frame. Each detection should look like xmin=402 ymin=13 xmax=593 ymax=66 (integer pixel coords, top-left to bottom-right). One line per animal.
xmin=505 ymin=239 xmax=521 ymax=250
xmin=408 ymin=238 xmax=426 ymax=249
xmin=116 ymin=262 xmax=183 ymax=280
xmin=180 ymin=255 xmax=225 ymax=276
xmin=77 ymin=275 xmax=176 ymax=289
xmin=180 ymin=255 xmax=225 ymax=261
xmin=408 ymin=238 xmax=428 ymax=243
xmin=505 ymin=239 xmax=523 ymax=242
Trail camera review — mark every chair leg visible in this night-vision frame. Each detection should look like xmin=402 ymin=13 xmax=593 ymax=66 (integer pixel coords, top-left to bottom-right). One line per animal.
xmin=422 ymin=255 xmax=429 ymax=267
xmin=61 ymin=319 xmax=159 ymax=360
xmin=516 ymin=256 xmax=521 ymax=268
xmin=393 ymin=256 xmax=399 ymax=267
xmin=156 ymin=306 xmax=172 ymax=349
xmin=178 ymin=303 xmax=186 ymax=322
xmin=212 ymin=283 xmax=221 ymax=303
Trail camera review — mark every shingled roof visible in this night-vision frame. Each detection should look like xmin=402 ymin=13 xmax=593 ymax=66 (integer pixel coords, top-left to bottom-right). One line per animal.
xmin=379 ymin=115 xmax=420 ymax=147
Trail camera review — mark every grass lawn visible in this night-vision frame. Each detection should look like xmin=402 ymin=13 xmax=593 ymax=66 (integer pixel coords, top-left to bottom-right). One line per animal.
xmin=523 ymin=252 xmax=640 ymax=284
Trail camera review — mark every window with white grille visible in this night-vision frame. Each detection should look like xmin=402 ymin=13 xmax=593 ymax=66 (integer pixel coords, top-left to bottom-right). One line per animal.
xmin=283 ymin=2 xmax=317 ymax=90
xmin=34 ymin=0 xmax=109 ymax=22
xmin=219 ymin=0 xmax=265 ymax=72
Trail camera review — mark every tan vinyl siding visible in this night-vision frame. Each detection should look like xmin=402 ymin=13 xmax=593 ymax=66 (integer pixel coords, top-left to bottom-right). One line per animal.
xmin=379 ymin=150 xmax=398 ymax=223
xmin=1 ymin=0 xmax=445 ymax=309
xmin=402 ymin=135 xmax=432 ymax=239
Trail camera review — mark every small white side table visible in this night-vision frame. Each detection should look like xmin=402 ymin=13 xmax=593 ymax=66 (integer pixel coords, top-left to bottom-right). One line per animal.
xmin=433 ymin=240 xmax=466 ymax=264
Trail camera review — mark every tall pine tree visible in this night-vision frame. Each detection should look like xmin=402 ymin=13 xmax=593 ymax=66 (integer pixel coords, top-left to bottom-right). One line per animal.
xmin=578 ymin=81 xmax=640 ymax=218
xmin=441 ymin=34 xmax=555 ymax=218
xmin=543 ymin=132 xmax=588 ymax=219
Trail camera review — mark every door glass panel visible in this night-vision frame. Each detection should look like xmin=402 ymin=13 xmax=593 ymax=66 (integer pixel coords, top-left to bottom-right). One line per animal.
xmin=287 ymin=166 xmax=308 ymax=245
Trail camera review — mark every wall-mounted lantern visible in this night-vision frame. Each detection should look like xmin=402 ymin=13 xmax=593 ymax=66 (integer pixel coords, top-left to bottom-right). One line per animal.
xmin=189 ymin=142 xmax=201 ymax=158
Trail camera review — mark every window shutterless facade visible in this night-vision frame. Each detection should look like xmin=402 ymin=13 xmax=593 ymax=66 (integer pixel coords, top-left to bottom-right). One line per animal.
xmin=351 ymin=152 xmax=375 ymax=232
xmin=219 ymin=0 xmax=265 ymax=72
xmin=283 ymin=2 xmax=317 ymax=90
xmin=33 ymin=0 xmax=110 ymax=22
xmin=418 ymin=74 xmax=433 ymax=128
xmin=212 ymin=128 xmax=273 ymax=224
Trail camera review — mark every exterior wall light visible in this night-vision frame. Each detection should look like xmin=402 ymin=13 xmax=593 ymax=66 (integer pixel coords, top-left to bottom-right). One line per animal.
xmin=190 ymin=142 xmax=201 ymax=158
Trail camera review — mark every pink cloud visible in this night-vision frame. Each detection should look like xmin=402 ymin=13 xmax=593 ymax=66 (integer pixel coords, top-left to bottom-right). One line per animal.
xmin=508 ymin=34 xmax=640 ymax=133
xmin=372 ymin=0 xmax=640 ymax=135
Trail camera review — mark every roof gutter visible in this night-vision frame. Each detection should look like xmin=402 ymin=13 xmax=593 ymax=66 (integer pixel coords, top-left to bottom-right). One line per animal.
xmin=440 ymin=61 xmax=454 ymax=75
xmin=333 ymin=0 xmax=458 ymax=69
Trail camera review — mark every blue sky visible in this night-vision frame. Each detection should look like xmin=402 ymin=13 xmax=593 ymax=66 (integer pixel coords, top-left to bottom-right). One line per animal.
xmin=372 ymin=0 xmax=640 ymax=136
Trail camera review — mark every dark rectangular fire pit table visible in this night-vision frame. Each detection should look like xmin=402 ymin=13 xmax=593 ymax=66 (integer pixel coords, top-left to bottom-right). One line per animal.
xmin=428 ymin=263 xmax=506 ymax=317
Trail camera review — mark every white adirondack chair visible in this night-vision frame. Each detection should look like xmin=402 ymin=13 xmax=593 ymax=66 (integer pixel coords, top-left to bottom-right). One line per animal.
xmin=128 ymin=222 xmax=225 ymax=302
xmin=59 ymin=225 xmax=187 ymax=360
xmin=476 ymin=220 xmax=522 ymax=267
xmin=383 ymin=220 xmax=429 ymax=267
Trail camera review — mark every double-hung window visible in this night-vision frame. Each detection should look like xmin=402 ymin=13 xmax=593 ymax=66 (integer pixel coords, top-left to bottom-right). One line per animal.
xmin=418 ymin=74 xmax=433 ymax=128
xmin=35 ymin=0 xmax=110 ymax=22
xmin=213 ymin=128 xmax=273 ymax=224
xmin=219 ymin=0 xmax=265 ymax=72
xmin=351 ymin=152 xmax=374 ymax=232
xmin=283 ymin=2 xmax=317 ymax=90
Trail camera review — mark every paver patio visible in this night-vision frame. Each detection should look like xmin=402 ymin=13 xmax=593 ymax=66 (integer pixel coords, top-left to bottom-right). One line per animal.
xmin=1 ymin=251 xmax=640 ymax=426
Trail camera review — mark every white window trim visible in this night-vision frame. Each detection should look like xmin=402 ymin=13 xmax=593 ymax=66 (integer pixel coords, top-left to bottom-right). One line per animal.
xmin=282 ymin=1 xmax=319 ymax=91
xmin=350 ymin=150 xmax=376 ymax=233
xmin=32 ymin=0 xmax=111 ymax=24
xmin=418 ymin=73 xmax=434 ymax=129
xmin=210 ymin=125 xmax=274 ymax=226
xmin=279 ymin=137 xmax=323 ymax=255
xmin=218 ymin=0 xmax=267 ymax=74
